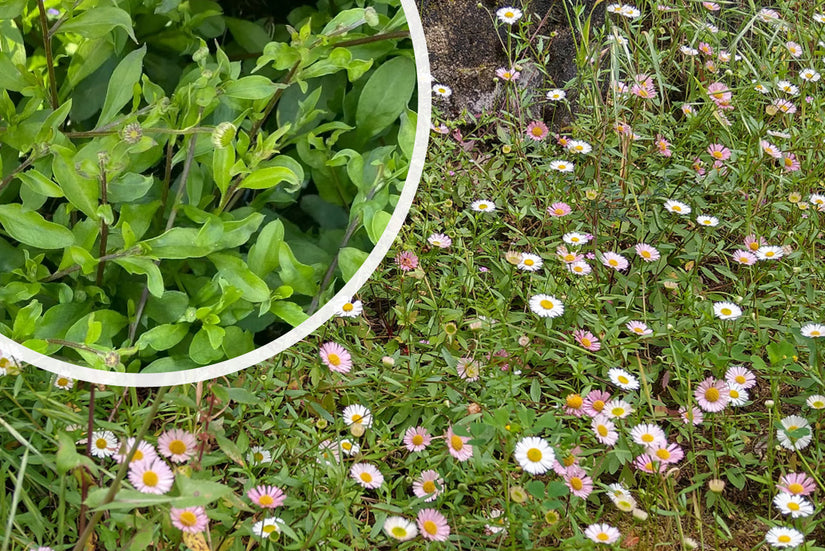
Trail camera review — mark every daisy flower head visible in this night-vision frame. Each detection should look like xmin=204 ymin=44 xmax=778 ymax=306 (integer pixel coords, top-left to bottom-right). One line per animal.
xmin=713 ymin=301 xmax=742 ymax=320
xmin=252 ymin=517 xmax=283 ymax=539
xmin=777 ymin=472 xmax=816 ymax=496
xmin=568 ymin=260 xmax=592 ymax=276
xmin=550 ymin=160 xmax=575 ymax=173
xmin=317 ymin=439 xmax=340 ymax=465
xmin=247 ymin=446 xmax=271 ymax=465
xmin=765 ymin=526 xmax=804 ymax=548
xmin=815 ymin=13 xmax=825 ymax=23
xmin=785 ymin=41 xmax=803 ymax=57
xmin=526 ymin=120 xmax=549 ymax=141
xmin=395 ymin=250 xmax=419 ymax=271
xmin=773 ymin=493 xmax=814 ymax=518
xmin=634 ymin=453 xmax=666 ymax=473
xmin=485 ymin=509 xmax=507 ymax=535
xmin=417 ymin=509 xmax=451 ymax=541
xmin=777 ymin=80 xmax=799 ymax=96
xmin=496 ymin=6 xmax=523 ymax=24
xmin=801 ymin=323 xmax=825 ymax=338
xmin=563 ymin=231 xmax=592 ymax=245
xmin=403 ymin=426 xmax=432 ymax=452
xmin=320 ymin=342 xmax=352 ymax=373
xmin=113 ymin=438 xmax=157 ymax=465
xmin=128 ymin=457 xmax=174 ymax=494
xmin=756 ymin=246 xmax=784 ymax=260
xmin=471 ymin=199 xmax=496 ymax=213
xmin=591 ymin=415 xmax=619 ymax=446
xmin=630 ymin=423 xmax=667 ymax=448
xmin=777 ymin=415 xmax=812 ymax=450
xmin=805 ymin=394 xmax=825 ymax=409
xmin=338 ymin=439 xmax=360 ymax=456
xmin=342 ymin=404 xmax=372 ymax=427
xmin=529 ymin=294 xmax=564 ymax=318
xmin=664 ymin=199 xmax=691 ymax=214
xmin=811 ymin=194 xmax=825 ymax=209
xmin=760 ymin=140 xmax=782 ymax=158
xmin=413 ymin=469 xmax=444 ymax=501
xmin=384 ymin=516 xmax=417 ymax=541
xmin=781 ymin=153 xmax=800 ymax=172
xmin=773 ymin=99 xmax=797 ymax=114
xmin=679 ymin=406 xmax=704 ymax=426
xmin=432 ymin=84 xmax=452 ymax=98
xmin=757 ymin=8 xmax=782 ymax=23
xmin=445 ymin=425 xmax=473 ymax=461
xmin=514 ymin=436 xmax=556 ymax=475
xmin=336 ymin=298 xmax=363 ymax=317
xmin=547 ymin=201 xmax=572 ymax=216
xmin=695 ymin=377 xmax=731 ymax=412
xmin=600 ymin=251 xmax=629 ymax=271
xmin=54 ymin=374 xmax=74 ymax=390
xmin=89 ymin=430 xmax=119 ymax=459
xmin=350 ymin=462 xmax=384 ymax=489
xmin=456 ymin=357 xmax=481 ymax=381
xmin=626 ymin=320 xmax=652 ymax=336
xmin=574 ymin=329 xmax=601 ymax=351
xmin=247 ymin=485 xmax=286 ymax=508
xmin=725 ymin=365 xmax=756 ymax=389
xmin=157 ymin=429 xmax=197 ymax=463
xmin=697 ymin=215 xmax=719 ymax=227
xmin=634 ymin=243 xmax=660 ymax=262
xmin=655 ymin=134 xmax=672 ymax=156
xmin=585 ymin=523 xmax=621 ymax=544
xmin=800 ymin=68 xmax=821 ymax=82
xmin=564 ymin=465 xmax=593 ymax=498
xmin=608 ymin=368 xmax=639 ymax=390
xmin=495 ymin=67 xmax=520 ymax=81
xmin=427 ymin=232 xmax=451 ymax=249
xmin=517 ymin=253 xmax=543 ymax=271
xmin=546 ymin=88 xmax=566 ymax=101
xmin=754 ymin=82 xmax=770 ymax=94
xmin=583 ymin=390 xmax=611 ymax=417
xmin=170 ymin=506 xmax=208 ymax=533
xmin=604 ymin=399 xmax=633 ymax=419
xmin=731 ymin=250 xmax=757 ymax=265
xmin=649 ymin=443 xmax=684 ymax=464
xmin=567 ymin=140 xmax=592 ymax=154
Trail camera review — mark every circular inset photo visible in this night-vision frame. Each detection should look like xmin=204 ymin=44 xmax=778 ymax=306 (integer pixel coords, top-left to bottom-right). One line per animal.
xmin=0 ymin=0 xmax=429 ymax=385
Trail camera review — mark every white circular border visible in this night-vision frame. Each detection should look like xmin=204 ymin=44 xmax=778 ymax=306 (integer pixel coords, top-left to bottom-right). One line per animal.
xmin=1 ymin=0 xmax=431 ymax=387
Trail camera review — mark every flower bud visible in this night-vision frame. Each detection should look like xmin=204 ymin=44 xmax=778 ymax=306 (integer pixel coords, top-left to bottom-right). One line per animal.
xmin=382 ymin=356 xmax=395 ymax=368
xmin=509 ymin=485 xmax=528 ymax=503
xmin=211 ymin=122 xmax=236 ymax=149
xmin=632 ymin=508 xmax=649 ymax=521
xmin=350 ymin=422 xmax=366 ymax=437
xmin=707 ymin=478 xmax=725 ymax=493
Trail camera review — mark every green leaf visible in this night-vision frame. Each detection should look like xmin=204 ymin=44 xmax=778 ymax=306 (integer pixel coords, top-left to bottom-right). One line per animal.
xmin=12 ymin=300 xmax=42 ymax=341
xmin=526 ymin=480 xmax=545 ymax=500
xmin=338 ymin=247 xmax=369 ymax=282
xmin=278 ymin=242 xmax=317 ymax=296
xmin=107 ymin=173 xmax=155 ymax=203
xmin=223 ymin=75 xmax=279 ymax=100
xmin=16 ymin=170 xmax=64 ymax=198
xmin=366 ymin=209 xmax=391 ymax=245
xmin=52 ymin=145 xmax=99 ymax=219
xmin=225 ymin=17 xmax=272 ymax=52
xmin=0 ymin=204 xmax=74 ymax=249
xmin=239 ymin=166 xmax=301 ymax=192
xmin=248 ymin=219 xmax=284 ymax=278
xmin=256 ymin=41 xmax=301 ymax=72
xmin=0 ymin=51 xmax=27 ymax=91
xmin=97 ymin=45 xmax=146 ymax=126
xmin=142 ymin=228 xmax=216 ymax=259
xmin=57 ymin=7 xmax=137 ymax=43
xmin=212 ymin=145 xmax=234 ymax=196
xmin=0 ymin=0 xmax=26 ymax=18
xmin=189 ymin=328 xmax=224 ymax=365
xmin=214 ymin=434 xmax=245 ymax=466
xmin=66 ymin=38 xmax=115 ymax=90
xmin=322 ymin=8 xmax=367 ymax=35
xmin=398 ymin=107 xmax=417 ymax=160
xmin=270 ymin=300 xmax=309 ymax=327
xmin=113 ymin=257 xmax=165 ymax=298
xmin=355 ymin=55 xmax=416 ymax=141
xmin=56 ymin=432 xmax=98 ymax=476
xmin=136 ymin=323 xmax=189 ymax=351
xmin=209 ymin=253 xmax=271 ymax=303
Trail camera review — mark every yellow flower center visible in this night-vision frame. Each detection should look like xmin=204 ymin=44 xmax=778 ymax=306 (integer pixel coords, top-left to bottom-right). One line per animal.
xmin=735 ymin=375 xmax=746 ymax=384
xmin=618 ymin=375 xmax=629 ymax=384
xmin=721 ymin=308 xmax=732 ymax=315
xmin=597 ymin=533 xmax=609 ymax=541
xmin=812 ymin=400 xmax=825 ymax=408
xmin=564 ymin=254 xmax=576 ymax=262
xmin=656 ymin=448 xmax=671 ymax=460
xmin=642 ymin=434 xmax=654 ymax=443
xmin=526 ymin=448 xmax=542 ymax=462
xmin=392 ymin=527 xmax=407 ymax=538
xmin=412 ymin=434 xmax=424 ymax=446
xmin=422 ymin=480 xmax=436 ymax=494
xmin=327 ymin=353 xmax=341 ymax=366
xmin=788 ymin=502 xmax=800 ymax=511
xmin=765 ymin=251 xmax=775 ymax=257
xmin=609 ymin=259 xmax=618 ymax=266
xmin=593 ymin=400 xmax=605 ymax=412
xmin=779 ymin=535 xmax=791 ymax=543
xmin=58 ymin=378 xmax=69 ymax=386
xmin=811 ymin=331 xmax=821 ymax=337
xmin=570 ymin=477 xmax=583 ymax=491
xmin=730 ymin=389 xmax=740 ymax=399
xmin=179 ymin=511 xmax=198 ymax=527
xmin=531 ymin=127 xmax=543 ymax=136
xmin=554 ymin=208 xmax=565 ymax=215
xmin=641 ymin=251 xmax=651 ymax=258
xmin=563 ymin=455 xmax=575 ymax=467
xmin=705 ymin=387 xmax=720 ymax=401
xmin=263 ymin=525 xmax=277 ymax=534
xmin=259 ymin=494 xmax=274 ymax=506
xmin=788 ymin=483 xmax=804 ymax=494
xmin=540 ymin=299 xmax=554 ymax=310
xmin=254 ymin=452 xmax=263 ymax=462
xmin=423 ymin=520 xmax=438 ymax=535
xmin=712 ymin=151 xmax=723 ymax=159
xmin=451 ymin=435 xmax=464 ymax=451
xmin=611 ymin=407 xmax=625 ymax=417
xmin=672 ymin=205 xmax=682 ymax=212
xmin=360 ymin=472 xmax=373 ymax=483
xmin=169 ymin=440 xmax=187 ymax=455
xmin=581 ymin=338 xmax=592 ymax=347
xmin=566 ymin=394 xmax=583 ymax=409
xmin=95 ymin=438 xmax=108 ymax=449
xmin=557 ymin=164 xmax=567 ymax=170
xmin=343 ymin=303 xmax=353 ymax=312
xmin=524 ymin=259 xmax=534 ymax=266
xmin=478 ymin=203 xmax=488 ymax=210
xmin=505 ymin=10 xmax=514 ymax=17
xmin=597 ymin=425 xmax=608 ymax=437
xmin=351 ymin=414 xmax=363 ymax=423
xmin=133 ymin=449 xmax=144 ymax=461
xmin=342 ymin=442 xmax=352 ymax=450
xmin=142 ymin=471 xmax=159 ymax=487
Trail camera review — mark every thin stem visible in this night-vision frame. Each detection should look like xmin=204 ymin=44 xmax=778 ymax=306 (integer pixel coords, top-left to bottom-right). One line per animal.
xmin=36 ymin=0 xmax=58 ymax=109
xmin=247 ymin=61 xmax=301 ymax=146
xmin=44 ymin=247 xmax=142 ymax=282
xmin=0 ymin=153 xmax=37 ymax=194
xmin=71 ymin=387 xmax=169 ymax=551
xmin=78 ymin=384 xmax=96 ymax=537
xmin=96 ymin=158 xmax=109 ymax=286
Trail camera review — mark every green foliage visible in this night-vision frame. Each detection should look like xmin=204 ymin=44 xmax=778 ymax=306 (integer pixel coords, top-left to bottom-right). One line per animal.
xmin=0 ymin=0 xmax=414 ymax=371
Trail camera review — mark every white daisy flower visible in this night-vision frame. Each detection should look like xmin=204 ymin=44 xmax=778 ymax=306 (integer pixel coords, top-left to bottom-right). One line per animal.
xmin=608 ymin=368 xmax=640 ymax=390
xmin=604 ymin=399 xmax=633 ymax=419
xmin=765 ymin=526 xmax=804 ymax=548
xmin=663 ymin=199 xmax=691 ymax=214
xmin=629 ymin=423 xmax=667 ymax=447
xmin=432 ymin=84 xmax=452 ymax=98
xmin=777 ymin=415 xmax=812 ymax=451
xmin=800 ymin=68 xmax=821 ymax=82
xmin=567 ymin=140 xmax=592 ymax=154
xmin=696 ymin=215 xmax=719 ymax=227
xmin=756 ymin=246 xmax=784 ymax=260
xmin=517 ymin=253 xmax=543 ymax=272
xmin=801 ymin=323 xmax=825 ymax=337
xmin=727 ymin=383 xmax=749 ymax=407
xmin=496 ymin=6 xmax=523 ymax=24
xmin=89 ymin=430 xmax=119 ymax=459
xmin=550 ymin=160 xmax=575 ymax=172
xmin=713 ymin=301 xmax=742 ymax=320
xmin=528 ymin=294 xmax=564 ymax=318
xmin=513 ymin=436 xmax=556 ymax=475
xmin=773 ymin=493 xmax=814 ymax=518
xmin=342 ymin=404 xmax=373 ymax=428
xmin=546 ymin=89 xmax=567 ymax=101
xmin=336 ymin=299 xmax=363 ymax=318
xmin=805 ymin=394 xmax=825 ymax=409
xmin=563 ymin=232 xmax=590 ymax=245
xmin=470 ymin=199 xmax=496 ymax=212
xmin=383 ymin=516 xmax=417 ymax=541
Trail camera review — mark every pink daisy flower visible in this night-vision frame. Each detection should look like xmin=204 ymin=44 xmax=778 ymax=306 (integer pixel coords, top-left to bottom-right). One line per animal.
xmin=694 ymin=377 xmax=731 ymax=412
xmin=496 ymin=67 xmax=520 ymax=81
xmin=456 ymin=357 xmax=481 ymax=381
xmin=625 ymin=321 xmax=652 ymax=336
xmin=744 ymin=234 xmax=767 ymax=252
xmin=128 ymin=457 xmax=174 ymax=495
xmin=574 ymin=329 xmax=601 ymax=351
xmin=633 ymin=453 xmax=666 ymax=473
xmin=707 ymin=144 xmax=731 ymax=161
xmin=556 ymin=245 xmax=583 ymax=264
xmin=563 ymin=465 xmax=593 ymax=498
xmin=583 ymin=389 xmax=611 ymax=417
xmin=731 ymin=250 xmax=757 ymax=265
xmin=526 ymin=121 xmax=549 ymax=141
xmin=413 ymin=469 xmax=444 ymax=501
xmin=395 ymin=251 xmax=419 ymax=271
xmin=113 ymin=438 xmax=158 ymax=465
xmin=427 ymin=233 xmax=452 ymax=248
xmin=679 ymin=405 xmax=704 ymax=426
xmin=350 ymin=463 xmax=384 ymax=489
xmin=635 ymin=243 xmax=660 ymax=262
xmin=591 ymin=414 xmax=619 ymax=446
xmin=782 ymin=153 xmax=800 ymax=172
xmin=319 ymin=342 xmax=352 ymax=374
xmin=698 ymin=42 xmax=714 ymax=56
xmin=725 ymin=365 xmax=756 ymax=389
xmin=417 ymin=508 xmax=451 ymax=541
xmin=760 ymin=140 xmax=782 ymax=159
xmin=564 ymin=393 xmax=586 ymax=417
xmin=648 ymin=443 xmax=684 ymax=464
xmin=403 ymin=426 xmax=432 ymax=452
xmin=247 ymin=485 xmax=286 ymax=508
xmin=600 ymin=251 xmax=629 ymax=270
xmin=774 ymin=98 xmax=797 ymax=114
xmin=170 ymin=506 xmax=208 ymax=533
xmin=777 ymin=472 xmax=817 ymax=496
xmin=157 ymin=429 xmax=197 ymax=464
xmin=547 ymin=202 xmax=572 ymax=217
xmin=445 ymin=426 xmax=473 ymax=461
xmin=655 ymin=134 xmax=672 ymax=157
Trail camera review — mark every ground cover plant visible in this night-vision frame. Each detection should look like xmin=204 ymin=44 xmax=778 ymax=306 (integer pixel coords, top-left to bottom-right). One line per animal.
xmin=2 ymin=0 xmax=825 ymax=549
xmin=0 ymin=0 xmax=415 ymax=373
